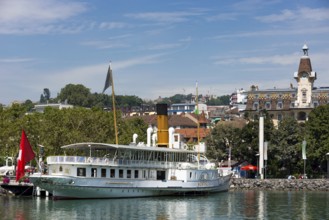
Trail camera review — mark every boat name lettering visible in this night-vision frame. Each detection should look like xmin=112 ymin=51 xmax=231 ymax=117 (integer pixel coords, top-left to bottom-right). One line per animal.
xmin=197 ymin=182 xmax=209 ymax=187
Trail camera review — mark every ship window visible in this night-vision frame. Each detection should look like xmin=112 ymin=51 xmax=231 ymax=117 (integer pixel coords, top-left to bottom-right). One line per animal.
xmin=91 ymin=168 xmax=97 ymax=177
xmin=156 ymin=170 xmax=166 ymax=180
xmin=190 ymin=172 xmax=192 ymax=179
xmin=101 ymin=168 xmax=106 ymax=178
xmin=110 ymin=169 xmax=115 ymax=178
xmin=134 ymin=170 xmax=139 ymax=178
xmin=127 ymin=170 xmax=131 ymax=178
xmin=77 ymin=168 xmax=86 ymax=177
xmin=119 ymin=169 xmax=123 ymax=178
xmin=59 ymin=166 xmax=63 ymax=172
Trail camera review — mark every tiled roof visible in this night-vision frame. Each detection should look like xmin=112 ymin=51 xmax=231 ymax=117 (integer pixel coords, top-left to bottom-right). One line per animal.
xmin=298 ymin=57 xmax=312 ymax=73
xmin=216 ymin=117 xmax=247 ymax=128
xmin=129 ymin=114 xmax=198 ymax=127
xmin=184 ymin=112 xmax=211 ymax=124
xmin=175 ymin=128 xmax=210 ymax=142
xmin=169 ymin=114 xmax=197 ymax=127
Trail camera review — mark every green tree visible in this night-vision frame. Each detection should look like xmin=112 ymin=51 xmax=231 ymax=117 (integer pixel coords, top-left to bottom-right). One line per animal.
xmin=170 ymin=94 xmax=187 ymax=104
xmin=119 ymin=117 xmax=148 ymax=144
xmin=206 ymin=95 xmax=230 ymax=105
xmin=269 ymin=117 xmax=303 ymax=178
xmin=205 ymin=122 xmax=243 ymax=163
xmin=305 ymin=104 xmax=329 ymax=177
xmin=43 ymin=88 xmax=51 ymax=101
xmin=57 ymin=84 xmax=92 ymax=107
xmin=239 ymin=120 xmax=259 ymax=164
xmin=115 ymin=95 xmax=143 ymax=108
xmin=22 ymin=100 xmax=34 ymax=112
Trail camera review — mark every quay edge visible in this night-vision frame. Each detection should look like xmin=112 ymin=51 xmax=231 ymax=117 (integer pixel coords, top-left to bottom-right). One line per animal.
xmin=230 ymin=179 xmax=329 ymax=191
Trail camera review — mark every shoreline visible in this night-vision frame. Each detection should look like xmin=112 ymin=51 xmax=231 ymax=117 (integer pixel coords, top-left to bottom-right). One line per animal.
xmin=2 ymin=178 xmax=329 ymax=196
xmin=230 ymin=178 xmax=329 ymax=191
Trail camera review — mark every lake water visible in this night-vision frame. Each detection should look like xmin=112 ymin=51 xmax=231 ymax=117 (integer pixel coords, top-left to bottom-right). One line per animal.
xmin=1 ymin=190 xmax=328 ymax=220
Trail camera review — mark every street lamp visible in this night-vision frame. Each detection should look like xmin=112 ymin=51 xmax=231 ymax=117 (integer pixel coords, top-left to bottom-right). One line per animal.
xmin=302 ymin=140 xmax=307 ymax=178
xmin=264 ymin=142 xmax=268 ymax=179
xmin=326 ymin=153 xmax=329 ymax=179
xmin=225 ymin=138 xmax=231 ymax=168
xmin=256 ymin=153 xmax=260 ymax=178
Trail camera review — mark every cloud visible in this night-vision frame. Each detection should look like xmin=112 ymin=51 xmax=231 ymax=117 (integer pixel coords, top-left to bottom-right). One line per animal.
xmin=125 ymin=11 xmax=204 ymax=24
xmin=81 ymin=40 xmax=129 ymax=49
xmin=232 ymin=0 xmax=281 ymax=12
xmin=212 ymin=26 xmax=329 ymax=39
xmin=214 ymin=53 xmax=299 ymax=65
xmin=239 ymin=54 xmax=298 ymax=65
xmin=256 ymin=7 xmax=329 ymax=23
xmin=0 ymin=58 xmax=35 ymax=63
xmin=81 ymin=34 xmax=132 ymax=49
xmin=0 ymin=0 xmax=87 ymax=34
xmin=206 ymin=13 xmax=239 ymax=21
xmin=210 ymin=7 xmax=329 ymax=40
xmin=147 ymin=43 xmax=182 ymax=50
xmin=99 ymin=22 xmax=129 ymax=30
xmin=48 ymin=54 xmax=164 ymax=85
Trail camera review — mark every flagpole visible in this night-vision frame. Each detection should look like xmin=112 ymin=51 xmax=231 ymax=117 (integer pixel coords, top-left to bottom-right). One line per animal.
xmin=110 ymin=64 xmax=119 ymax=145
xmin=103 ymin=62 xmax=119 ymax=145
xmin=196 ymin=81 xmax=200 ymax=162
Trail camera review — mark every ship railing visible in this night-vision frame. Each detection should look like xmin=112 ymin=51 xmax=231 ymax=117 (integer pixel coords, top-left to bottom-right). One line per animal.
xmin=47 ymin=156 xmax=179 ymax=169
xmin=119 ymin=159 xmax=178 ymax=169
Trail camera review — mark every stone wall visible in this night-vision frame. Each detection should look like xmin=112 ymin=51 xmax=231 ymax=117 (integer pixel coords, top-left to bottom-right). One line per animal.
xmin=230 ymin=178 xmax=329 ymax=191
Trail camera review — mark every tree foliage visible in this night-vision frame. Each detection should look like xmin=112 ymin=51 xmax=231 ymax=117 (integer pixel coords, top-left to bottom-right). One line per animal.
xmin=205 ymin=109 xmax=328 ymax=178
xmin=268 ymin=117 xmax=304 ymax=177
xmin=0 ymin=106 xmax=148 ymax=158
xmin=56 ymin=84 xmax=92 ymax=107
xmin=206 ymin=95 xmax=230 ymax=105
xmin=3 ymin=82 xmax=329 ymax=178
xmin=305 ymin=104 xmax=329 ymax=177
xmin=206 ymin=121 xmax=244 ymax=163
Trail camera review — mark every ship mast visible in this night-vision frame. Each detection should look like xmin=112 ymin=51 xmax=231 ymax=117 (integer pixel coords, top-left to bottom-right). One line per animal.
xmin=196 ymin=81 xmax=200 ymax=161
xmin=103 ymin=62 xmax=118 ymax=145
xmin=111 ymin=68 xmax=119 ymax=145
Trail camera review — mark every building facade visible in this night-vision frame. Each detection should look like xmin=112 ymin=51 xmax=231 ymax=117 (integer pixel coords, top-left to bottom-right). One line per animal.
xmin=244 ymin=45 xmax=329 ymax=125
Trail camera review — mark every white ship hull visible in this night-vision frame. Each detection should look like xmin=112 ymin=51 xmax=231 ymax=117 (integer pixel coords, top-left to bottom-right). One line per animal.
xmin=30 ymin=174 xmax=231 ymax=199
xmin=29 ymin=141 xmax=232 ymax=199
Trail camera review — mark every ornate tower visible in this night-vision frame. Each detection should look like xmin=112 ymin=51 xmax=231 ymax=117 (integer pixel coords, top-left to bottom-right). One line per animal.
xmin=294 ymin=44 xmax=317 ymax=108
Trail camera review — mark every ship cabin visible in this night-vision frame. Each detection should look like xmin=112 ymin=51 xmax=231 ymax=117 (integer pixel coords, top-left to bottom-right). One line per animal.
xmin=45 ymin=143 xmax=216 ymax=182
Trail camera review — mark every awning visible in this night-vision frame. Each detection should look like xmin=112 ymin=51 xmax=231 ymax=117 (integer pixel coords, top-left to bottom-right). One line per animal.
xmin=240 ymin=164 xmax=258 ymax=171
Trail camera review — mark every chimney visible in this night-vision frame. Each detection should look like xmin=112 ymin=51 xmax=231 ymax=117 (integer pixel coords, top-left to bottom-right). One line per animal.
xmin=156 ymin=104 xmax=169 ymax=147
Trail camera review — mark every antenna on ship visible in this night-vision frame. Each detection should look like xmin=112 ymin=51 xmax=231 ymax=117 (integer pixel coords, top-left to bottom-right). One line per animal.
xmin=103 ymin=61 xmax=119 ymax=145
xmin=195 ymin=81 xmax=200 ymax=162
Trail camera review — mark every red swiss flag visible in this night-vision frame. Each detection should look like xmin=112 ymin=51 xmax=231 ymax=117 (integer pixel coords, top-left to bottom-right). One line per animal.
xmin=16 ymin=130 xmax=35 ymax=182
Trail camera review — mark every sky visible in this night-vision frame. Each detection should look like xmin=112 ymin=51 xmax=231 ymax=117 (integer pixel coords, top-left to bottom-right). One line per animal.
xmin=0 ymin=0 xmax=329 ymax=105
